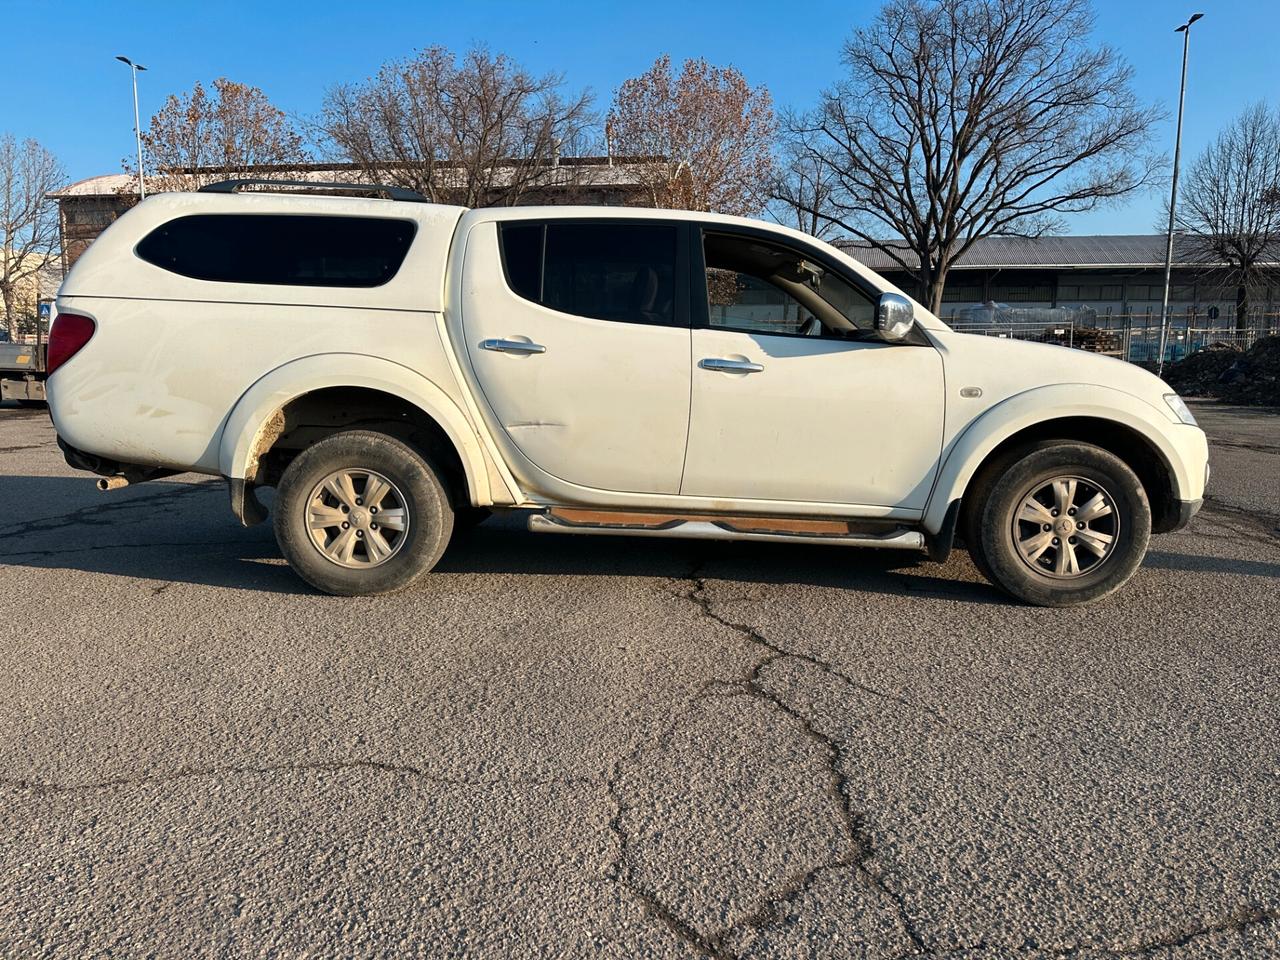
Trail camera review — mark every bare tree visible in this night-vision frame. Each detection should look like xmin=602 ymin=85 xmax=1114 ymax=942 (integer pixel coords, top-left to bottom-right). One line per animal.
xmin=1 ymin=134 xmax=64 ymax=340
xmin=1176 ymin=102 xmax=1280 ymax=331
xmin=790 ymin=0 xmax=1160 ymax=313
xmin=769 ymin=137 xmax=839 ymax=239
xmin=319 ymin=46 xmax=593 ymax=207
xmin=132 ymin=78 xmax=307 ymax=192
xmin=607 ymin=55 xmax=775 ymax=216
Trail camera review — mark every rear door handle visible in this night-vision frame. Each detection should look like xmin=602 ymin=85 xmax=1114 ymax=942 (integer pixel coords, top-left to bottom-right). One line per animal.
xmin=699 ymin=357 xmax=764 ymax=373
xmin=481 ymin=338 xmax=547 ymax=355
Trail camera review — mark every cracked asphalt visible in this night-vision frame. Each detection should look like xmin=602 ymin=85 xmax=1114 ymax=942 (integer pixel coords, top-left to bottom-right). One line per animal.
xmin=0 ymin=399 xmax=1277 ymax=958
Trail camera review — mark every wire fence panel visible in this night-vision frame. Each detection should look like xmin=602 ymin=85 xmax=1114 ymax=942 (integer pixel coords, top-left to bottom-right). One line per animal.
xmin=947 ymin=311 xmax=1280 ymax=365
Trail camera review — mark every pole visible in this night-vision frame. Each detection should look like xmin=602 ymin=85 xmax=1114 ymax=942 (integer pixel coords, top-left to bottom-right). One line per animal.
xmin=1157 ymin=15 xmax=1202 ymax=377
xmin=131 ymin=65 xmax=146 ymax=199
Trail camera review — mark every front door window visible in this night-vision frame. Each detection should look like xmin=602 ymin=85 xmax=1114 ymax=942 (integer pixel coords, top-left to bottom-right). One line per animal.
xmin=702 ymin=231 xmax=876 ymax=337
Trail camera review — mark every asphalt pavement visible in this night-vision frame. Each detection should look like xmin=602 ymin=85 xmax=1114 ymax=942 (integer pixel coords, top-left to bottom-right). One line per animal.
xmin=0 ymin=399 xmax=1277 ymax=958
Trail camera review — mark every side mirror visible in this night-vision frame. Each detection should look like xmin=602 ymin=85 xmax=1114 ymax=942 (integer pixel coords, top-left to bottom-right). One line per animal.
xmin=875 ymin=292 xmax=915 ymax=343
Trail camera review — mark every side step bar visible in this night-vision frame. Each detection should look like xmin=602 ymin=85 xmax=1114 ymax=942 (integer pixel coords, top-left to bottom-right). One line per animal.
xmin=527 ymin=508 xmax=926 ymax=551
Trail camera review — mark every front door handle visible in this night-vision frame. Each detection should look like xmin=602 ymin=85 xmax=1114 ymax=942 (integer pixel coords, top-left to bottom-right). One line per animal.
xmin=699 ymin=357 xmax=764 ymax=374
xmin=481 ymin=338 xmax=547 ymax=355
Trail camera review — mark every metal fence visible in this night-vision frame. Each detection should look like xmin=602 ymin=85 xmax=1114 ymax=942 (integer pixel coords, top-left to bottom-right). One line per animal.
xmin=947 ymin=311 xmax=1280 ymax=365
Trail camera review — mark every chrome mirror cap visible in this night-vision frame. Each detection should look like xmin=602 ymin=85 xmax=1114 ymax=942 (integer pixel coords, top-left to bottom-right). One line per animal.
xmin=875 ymin=293 xmax=915 ymax=343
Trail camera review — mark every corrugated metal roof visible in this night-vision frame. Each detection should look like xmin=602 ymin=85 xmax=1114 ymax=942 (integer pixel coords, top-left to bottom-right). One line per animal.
xmin=837 ymin=234 xmax=1277 ymax=271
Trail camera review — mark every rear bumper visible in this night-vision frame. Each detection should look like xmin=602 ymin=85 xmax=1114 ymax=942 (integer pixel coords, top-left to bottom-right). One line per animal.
xmin=58 ymin=434 xmax=111 ymax=475
xmin=58 ymin=435 xmax=178 ymax=486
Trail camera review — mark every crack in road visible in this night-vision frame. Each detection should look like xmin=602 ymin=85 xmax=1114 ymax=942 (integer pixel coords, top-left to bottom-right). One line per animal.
xmin=0 ymin=480 xmax=216 ymax=542
xmin=0 ymin=759 xmax=597 ymax=797
xmin=607 ymin=562 xmax=1279 ymax=959
xmin=674 ymin=571 xmax=955 ymax=731
xmin=3 ymin=537 xmax=257 ymax=561
xmin=675 ymin=566 xmax=933 ymax=956
xmin=602 ymin=560 xmax=936 ymax=958
xmin=1090 ymin=904 xmax=1280 ymax=957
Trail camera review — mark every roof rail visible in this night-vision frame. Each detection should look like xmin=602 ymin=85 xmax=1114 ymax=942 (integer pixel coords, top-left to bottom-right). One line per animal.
xmin=198 ymin=179 xmax=429 ymax=203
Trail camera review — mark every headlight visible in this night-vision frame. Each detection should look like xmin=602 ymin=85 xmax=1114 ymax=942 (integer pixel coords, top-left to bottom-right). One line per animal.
xmin=1163 ymin=393 xmax=1198 ymax=426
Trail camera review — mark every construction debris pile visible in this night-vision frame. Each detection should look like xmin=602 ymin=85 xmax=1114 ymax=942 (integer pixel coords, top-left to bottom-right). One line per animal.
xmin=1162 ymin=336 xmax=1280 ymax=406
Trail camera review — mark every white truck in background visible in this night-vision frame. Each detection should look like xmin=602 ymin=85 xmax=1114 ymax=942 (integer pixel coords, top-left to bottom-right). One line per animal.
xmin=44 ymin=180 xmax=1208 ymax=605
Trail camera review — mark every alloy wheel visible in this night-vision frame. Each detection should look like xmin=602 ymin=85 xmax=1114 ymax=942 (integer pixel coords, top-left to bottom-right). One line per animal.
xmin=1011 ymin=474 xmax=1119 ymax=579
xmin=306 ymin=468 xmax=409 ymax=568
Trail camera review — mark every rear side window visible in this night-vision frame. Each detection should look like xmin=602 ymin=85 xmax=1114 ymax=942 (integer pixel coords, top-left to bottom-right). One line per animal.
xmin=498 ymin=221 xmax=678 ymax=327
xmin=136 ymin=214 xmax=416 ymax=287
xmin=499 ymin=222 xmax=543 ymax=302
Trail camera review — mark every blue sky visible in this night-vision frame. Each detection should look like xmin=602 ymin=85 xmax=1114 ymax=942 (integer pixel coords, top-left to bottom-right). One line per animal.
xmin=2 ymin=0 xmax=1277 ymax=234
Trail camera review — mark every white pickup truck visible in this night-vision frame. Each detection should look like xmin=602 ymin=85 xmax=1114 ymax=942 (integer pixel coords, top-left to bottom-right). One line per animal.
xmin=45 ymin=180 xmax=1208 ymax=605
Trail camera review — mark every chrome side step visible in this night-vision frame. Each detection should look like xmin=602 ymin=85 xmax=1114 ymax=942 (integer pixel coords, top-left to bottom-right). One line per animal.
xmin=527 ymin=511 xmax=926 ymax=551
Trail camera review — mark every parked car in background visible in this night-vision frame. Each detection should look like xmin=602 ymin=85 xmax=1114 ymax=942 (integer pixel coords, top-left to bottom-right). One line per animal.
xmin=44 ymin=181 xmax=1208 ymax=606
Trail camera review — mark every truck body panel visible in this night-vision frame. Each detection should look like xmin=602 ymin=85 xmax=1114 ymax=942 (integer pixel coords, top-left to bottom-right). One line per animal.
xmin=43 ymin=186 xmax=1209 ymax=606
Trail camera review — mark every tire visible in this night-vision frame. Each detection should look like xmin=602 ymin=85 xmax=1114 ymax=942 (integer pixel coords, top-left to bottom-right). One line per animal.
xmin=962 ymin=465 xmax=1002 ymax=586
xmin=273 ymin=430 xmax=454 ymax=596
xmin=968 ymin=441 xmax=1151 ymax=607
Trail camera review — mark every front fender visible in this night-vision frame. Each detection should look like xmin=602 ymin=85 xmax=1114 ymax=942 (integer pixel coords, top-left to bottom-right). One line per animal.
xmin=218 ymin=352 xmax=494 ymax=505
xmin=922 ymin=384 xmax=1202 ymax=532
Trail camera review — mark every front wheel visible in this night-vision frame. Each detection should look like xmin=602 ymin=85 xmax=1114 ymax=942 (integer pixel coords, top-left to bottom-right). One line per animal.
xmin=273 ymin=430 xmax=454 ymax=596
xmin=968 ymin=441 xmax=1151 ymax=607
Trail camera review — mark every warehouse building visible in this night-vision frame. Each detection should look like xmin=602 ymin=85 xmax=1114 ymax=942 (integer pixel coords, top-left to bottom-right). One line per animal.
xmin=840 ymin=234 xmax=1280 ymax=329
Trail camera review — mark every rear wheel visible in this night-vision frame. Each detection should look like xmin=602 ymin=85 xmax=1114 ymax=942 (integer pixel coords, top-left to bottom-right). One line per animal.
xmin=967 ymin=441 xmax=1150 ymax=606
xmin=274 ymin=430 xmax=454 ymax=596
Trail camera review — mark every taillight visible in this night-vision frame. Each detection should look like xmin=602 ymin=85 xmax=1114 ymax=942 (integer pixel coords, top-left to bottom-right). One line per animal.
xmin=46 ymin=313 xmax=96 ymax=376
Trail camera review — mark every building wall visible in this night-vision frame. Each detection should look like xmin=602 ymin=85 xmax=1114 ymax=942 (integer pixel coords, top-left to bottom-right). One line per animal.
xmin=881 ymin=267 xmax=1279 ymax=327
xmin=59 ymin=196 xmax=135 ymax=271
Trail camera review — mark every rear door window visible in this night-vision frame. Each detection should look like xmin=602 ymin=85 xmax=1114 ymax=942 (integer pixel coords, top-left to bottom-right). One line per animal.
xmin=136 ymin=214 xmax=416 ymax=287
xmin=499 ymin=221 xmax=682 ymax=327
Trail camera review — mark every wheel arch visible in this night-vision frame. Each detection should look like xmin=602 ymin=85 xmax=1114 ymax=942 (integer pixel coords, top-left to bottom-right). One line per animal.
xmin=219 ymin=354 xmax=501 ymax=513
xmin=926 ymin=386 xmax=1189 ymax=535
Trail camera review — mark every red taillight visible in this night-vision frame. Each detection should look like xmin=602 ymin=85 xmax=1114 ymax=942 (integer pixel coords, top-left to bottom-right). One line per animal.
xmin=46 ymin=313 xmax=96 ymax=376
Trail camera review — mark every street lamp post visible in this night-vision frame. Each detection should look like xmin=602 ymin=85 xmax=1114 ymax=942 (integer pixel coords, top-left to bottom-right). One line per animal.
xmin=1156 ymin=13 xmax=1203 ymax=378
xmin=115 ymin=56 xmax=148 ymax=200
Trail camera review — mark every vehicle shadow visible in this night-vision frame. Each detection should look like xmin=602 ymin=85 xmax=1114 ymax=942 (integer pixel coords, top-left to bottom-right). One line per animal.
xmin=439 ymin=515 xmax=1013 ymax=604
xmin=6 ymin=475 xmax=1274 ymax=598
xmin=0 ymin=475 xmax=1011 ymax=602
xmin=0 ymin=475 xmax=301 ymax=594
xmin=1142 ymin=549 xmax=1280 ymax=579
